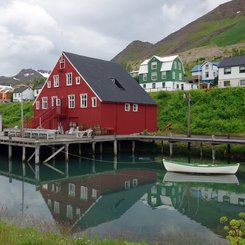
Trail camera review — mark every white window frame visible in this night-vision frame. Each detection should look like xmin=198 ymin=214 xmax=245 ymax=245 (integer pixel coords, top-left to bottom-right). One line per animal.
xmin=80 ymin=94 xmax=87 ymax=108
xmin=80 ymin=186 xmax=88 ymax=200
xmin=125 ymin=180 xmax=130 ymax=189
xmin=151 ymin=61 xmax=157 ymax=70
xmin=224 ymin=80 xmax=230 ymax=87
xmin=240 ymin=80 xmax=245 ymax=86
xmin=133 ymin=104 xmax=138 ymax=112
xmin=76 ymin=76 xmax=81 ymax=85
xmin=47 ymin=80 xmax=51 ymax=88
xmin=36 ymin=101 xmax=40 ymax=110
xmin=66 ymin=205 xmax=73 ymax=219
xmin=172 ymin=71 xmax=176 ymax=79
xmin=92 ymin=189 xmax=97 ymax=199
xmin=125 ymin=103 xmax=130 ymax=111
xmin=152 ymin=83 xmax=156 ymax=89
xmin=143 ymin=73 xmax=147 ymax=82
xmin=224 ymin=67 xmax=231 ymax=75
xmin=179 ymin=73 xmax=182 ymax=81
xmin=162 ymin=71 xmax=166 ymax=79
xmin=53 ymin=75 xmax=59 ymax=87
xmin=42 ymin=97 xmax=48 ymax=109
xmin=66 ymin=73 xmax=72 ymax=86
xmin=178 ymin=62 xmax=181 ymax=70
xmin=68 ymin=183 xmax=75 ymax=197
xmin=91 ymin=97 xmax=97 ymax=107
xmin=51 ymin=96 xmax=57 ymax=107
xmin=151 ymin=72 xmax=157 ymax=81
xmin=54 ymin=201 xmax=60 ymax=214
xmin=239 ymin=66 xmax=245 ymax=73
xmin=132 ymin=178 xmax=138 ymax=187
xmin=60 ymin=58 xmax=65 ymax=69
xmin=68 ymin=95 xmax=75 ymax=108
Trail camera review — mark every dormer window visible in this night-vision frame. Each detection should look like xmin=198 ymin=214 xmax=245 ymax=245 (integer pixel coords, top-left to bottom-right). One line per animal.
xmin=111 ymin=78 xmax=124 ymax=90
xmin=60 ymin=58 xmax=65 ymax=69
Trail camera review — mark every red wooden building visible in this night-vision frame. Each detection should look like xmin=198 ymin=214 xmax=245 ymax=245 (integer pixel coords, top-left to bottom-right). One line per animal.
xmin=0 ymin=85 xmax=13 ymax=102
xmin=31 ymin=52 xmax=157 ymax=134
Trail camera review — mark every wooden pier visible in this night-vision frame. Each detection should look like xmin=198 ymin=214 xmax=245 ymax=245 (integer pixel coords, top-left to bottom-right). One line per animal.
xmin=0 ymin=131 xmax=244 ymax=164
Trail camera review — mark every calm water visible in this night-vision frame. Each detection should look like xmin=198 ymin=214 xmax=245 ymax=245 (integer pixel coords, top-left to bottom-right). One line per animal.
xmin=0 ymin=153 xmax=244 ymax=245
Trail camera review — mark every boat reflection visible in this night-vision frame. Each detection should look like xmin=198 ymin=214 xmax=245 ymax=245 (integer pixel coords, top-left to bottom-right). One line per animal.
xmin=163 ymin=172 xmax=239 ymax=184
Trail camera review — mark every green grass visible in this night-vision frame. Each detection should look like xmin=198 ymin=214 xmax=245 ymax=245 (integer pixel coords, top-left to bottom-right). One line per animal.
xmin=0 ymin=102 xmax=33 ymax=128
xmin=210 ymin=19 xmax=245 ymax=46
xmin=151 ymin=87 xmax=245 ymax=135
xmin=0 ymin=219 xmax=147 ymax=245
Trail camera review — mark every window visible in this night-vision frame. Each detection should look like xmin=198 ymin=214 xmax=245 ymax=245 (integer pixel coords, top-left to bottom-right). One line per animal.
xmin=36 ymin=101 xmax=40 ymax=110
xmin=239 ymin=66 xmax=245 ymax=73
xmin=56 ymin=98 xmax=61 ymax=106
xmin=53 ymin=75 xmax=59 ymax=88
xmin=181 ymin=84 xmax=184 ymax=90
xmin=224 ymin=80 xmax=230 ymax=86
xmin=205 ymin=72 xmax=209 ymax=78
xmin=143 ymin=74 xmax=147 ymax=82
xmin=176 ymin=84 xmax=179 ymax=90
xmin=178 ymin=62 xmax=181 ymax=70
xmin=151 ymin=72 xmax=157 ymax=81
xmin=162 ymin=82 xmax=165 ymax=88
xmin=133 ymin=104 xmax=138 ymax=112
xmin=47 ymin=199 xmax=51 ymax=207
xmin=66 ymin=205 xmax=73 ymax=219
xmin=66 ymin=73 xmax=72 ymax=86
xmin=91 ymin=97 xmax=97 ymax=107
xmin=80 ymin=186 xmax=88 ymax=200
xmin=47 ymin=80 xmax=51 ymax=88
xmin=152 ymin=83 xmax=156 ymax=89
xmin=68 ymin=183 xmax=75 ymax=196
xmin=240 ymin=80 xmax=245 ymax=86
xmin=151 ymin=61 xmax=157 ymax=69
xmin=205 ymin=64 xmax=209 ymax=69
xmin=42 ymin=97 xmax=48 ymax=109
xmin=53 ymin=75 xmax=59 ymax=87
xmin=132 ymin=178 xmax=138 ymax=187
xmin=174 ymin=61 xmax=177 ymax=69
xmin=125 ymin=103 xmax=130 ymax=111
xmin=172 ymin=71 xmax=175 ymax=79
xmin=125 ymin=180 xmax=130 ymax=189
xmin=179 ymin=73 xmax=182 ymax=80
xmin=54 ymin=201 xmax=60 ymax=214
xmin=51 ymin=96 xmax=57 ymax=107
xmin=224 ymin=67 xmax=231 ymax=74
xmin=92 ymin=189 xmax=97 ymax=199
xmin=80 ymin=94 xmax=87 ymax=108
xmin=60 ymin=58 xmax=65 ymax=69
xmin=76 ymin=76 xmax=80 ymax=85
xmin=68 ymin=95 xmax=75 ymax=108
xmin=162 ymin=71 xmax=166 ymax=79
xmin=143 ymin=84 xmax=146 ymax=89
xmin=76 ymin=208 xmax=81 ymax=216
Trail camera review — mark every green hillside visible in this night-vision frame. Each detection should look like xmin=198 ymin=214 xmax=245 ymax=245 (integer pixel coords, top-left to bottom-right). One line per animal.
xmin=112 ymin=0 xmax=245 ymax=70
xmin=151 ymin=87 xmax=245 ymax=135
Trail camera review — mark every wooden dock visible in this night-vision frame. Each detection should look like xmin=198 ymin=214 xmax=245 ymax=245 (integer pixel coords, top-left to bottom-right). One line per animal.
xmin=0 ymin=131 xmax=244 ymax=164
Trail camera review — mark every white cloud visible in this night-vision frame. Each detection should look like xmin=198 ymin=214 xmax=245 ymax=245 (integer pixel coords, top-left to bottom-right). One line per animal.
xmin=0 ymin=0 xmax=231 ymax=76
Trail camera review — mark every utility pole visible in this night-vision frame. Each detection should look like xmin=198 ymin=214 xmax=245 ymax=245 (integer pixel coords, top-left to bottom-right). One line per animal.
xmin=184 ymin=92 xmax=191 ymax=150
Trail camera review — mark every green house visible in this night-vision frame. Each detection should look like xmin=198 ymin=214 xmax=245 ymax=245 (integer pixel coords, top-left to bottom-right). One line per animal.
xmin=138 ymin=55 xmax=194 ymax=92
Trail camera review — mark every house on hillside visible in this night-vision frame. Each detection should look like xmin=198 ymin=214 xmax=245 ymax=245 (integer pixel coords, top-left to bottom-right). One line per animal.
xmin=31 ymin=51 xmax=157 ymax=134
xmin=201 ymin=61 xmax=219 ymax=85
xmin=0 ymin=85 xmax=13 ymax=103
xmin=34 ymin=84 xmax=44 ymax=98
xmin=218 ymin=55 xmax=245 ymax=88
xmin=138 ymin=55 xmax=197 ymax=92
xmin=13 ymin=87 xmax=34 ymax=102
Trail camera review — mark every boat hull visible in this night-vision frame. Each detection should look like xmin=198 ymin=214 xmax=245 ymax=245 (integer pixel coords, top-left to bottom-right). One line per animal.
xmin=163 ymin=160 xmax=240 ymax=175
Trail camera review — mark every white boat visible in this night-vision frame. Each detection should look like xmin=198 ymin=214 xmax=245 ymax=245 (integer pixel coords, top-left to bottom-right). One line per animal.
xmin=163 ymin=159 xmax=240 ymax=175
xmin=163 ymin=172 xmax=239 ymax=184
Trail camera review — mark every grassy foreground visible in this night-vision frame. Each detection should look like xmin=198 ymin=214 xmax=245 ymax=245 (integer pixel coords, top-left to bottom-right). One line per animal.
xmin=0 ymin=220 xmax=146 ymax=245
xmin=151 ymin=87 xmax=245 ymax=135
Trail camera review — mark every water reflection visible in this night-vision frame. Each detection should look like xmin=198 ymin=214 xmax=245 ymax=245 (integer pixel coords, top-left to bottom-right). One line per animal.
xmin=0 ymin=155 xmax=244 ymax=244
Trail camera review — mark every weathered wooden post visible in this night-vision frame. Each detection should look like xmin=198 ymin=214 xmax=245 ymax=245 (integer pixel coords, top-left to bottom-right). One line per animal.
xmin=35 ymin=164 xmax=40 ymax=182
xmin=8 ymin=144 xmax=12 ymax=160
xmin=132 ymin=140 xmax=135 ymax=154
xmin=114 ymin=136 xmax=117 ymax=156
xmin=200 ymin=143 xmax=203 ymax=159
xmin=100 ymin=142 xmax=103 ymax=155
xmin=65 ymin=144 xmax=69 ymax=161
xmin=35 ymin=145 xmax=40 ymax=164
xmin=8 ymin=160 xmax=12 ymax=183
xmin=212 ymin=144 xmax=216 ymax=161
xmin=92 ymin=142 xmax=96 ymax=156
xmin=169 ymin=142 xmax=173 ymax=156
xmin=78 ymin=143 xmax=82 ymax=156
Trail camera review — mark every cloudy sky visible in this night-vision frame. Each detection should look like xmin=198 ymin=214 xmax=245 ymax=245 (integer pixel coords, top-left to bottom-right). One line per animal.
xmin=0 ymin=0 xmax=230 ymax=76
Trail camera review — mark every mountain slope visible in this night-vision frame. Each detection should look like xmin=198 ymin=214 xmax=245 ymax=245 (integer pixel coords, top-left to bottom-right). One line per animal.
xmin=0 ymin=69 xmax=49 ymax=86
xmin=112 ymin=0 xmax=245 ymax=69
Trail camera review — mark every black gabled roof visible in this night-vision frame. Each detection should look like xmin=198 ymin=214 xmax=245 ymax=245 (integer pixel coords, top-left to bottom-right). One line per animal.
xmin=218 ymin=55 xmax=245 ymax=68
xmin=63 ymin=52 xmax=156 ymax=105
